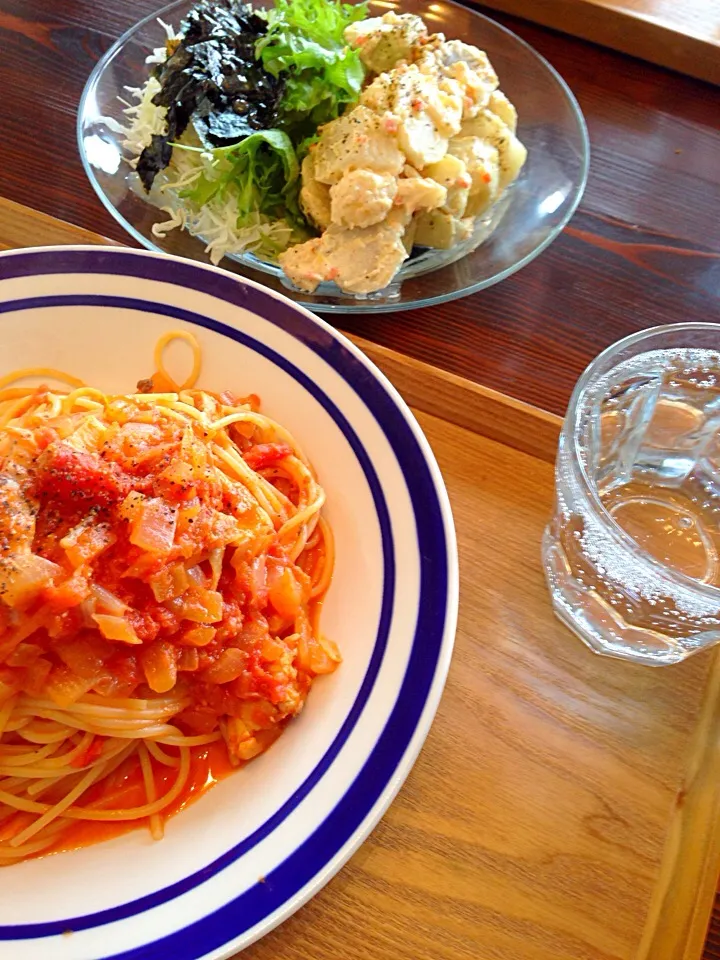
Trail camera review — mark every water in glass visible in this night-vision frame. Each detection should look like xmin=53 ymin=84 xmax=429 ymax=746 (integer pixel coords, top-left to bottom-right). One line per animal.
xmin=544 ymin=327 xmax=720 ymax=665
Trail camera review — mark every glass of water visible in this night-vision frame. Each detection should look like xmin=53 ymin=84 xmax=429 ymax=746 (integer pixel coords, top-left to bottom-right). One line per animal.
xmin=543 ymin=323 xmax=720 ymax=666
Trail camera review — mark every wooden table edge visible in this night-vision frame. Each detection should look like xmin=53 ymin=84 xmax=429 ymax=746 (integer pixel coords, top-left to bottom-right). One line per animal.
xmin=637 ymin=650 xmax=720 ymax=959
xmin=475 ymin=0 xmax=720 ymax=85
xmin=3 ymin=195 xmax=720 ymax=959
xmin=0 ymin=196 xmax=563 ymax=461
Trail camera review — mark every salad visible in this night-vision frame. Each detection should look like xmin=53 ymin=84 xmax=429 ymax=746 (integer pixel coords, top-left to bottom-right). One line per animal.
xmin=124 ymin=0 xmax=527 ymax=295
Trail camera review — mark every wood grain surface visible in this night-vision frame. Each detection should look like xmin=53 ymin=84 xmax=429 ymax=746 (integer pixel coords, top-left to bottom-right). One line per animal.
xmin=1 ymin=0 xmax=720 ymax=953
xmin=475 ymin=0 xmax=720 ymax=84
xmin=0 ymin=0 xmax=718 ymax=419
xmin=0 ymin=195 xmax=564 ymax=459
xmin=3 ymin=200 xmax=720 ymax=960
xmin=240 ymin=407 xmax=720 ymax=960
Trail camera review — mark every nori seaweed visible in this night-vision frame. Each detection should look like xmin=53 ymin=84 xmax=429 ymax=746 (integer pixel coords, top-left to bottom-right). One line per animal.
xmin=136 ymin=0 xmax=284 ymax=191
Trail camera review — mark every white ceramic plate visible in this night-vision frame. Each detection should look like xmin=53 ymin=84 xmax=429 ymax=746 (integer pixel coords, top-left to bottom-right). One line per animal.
xmin=0 ymin=246 xmax=458 ymax=960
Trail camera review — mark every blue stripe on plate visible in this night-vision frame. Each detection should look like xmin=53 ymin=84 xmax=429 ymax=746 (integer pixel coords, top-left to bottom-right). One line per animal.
xmin=0 ymin=293 xmax=393 ymax=935
xmin=0 ymin=249 xmax=452 ymax=958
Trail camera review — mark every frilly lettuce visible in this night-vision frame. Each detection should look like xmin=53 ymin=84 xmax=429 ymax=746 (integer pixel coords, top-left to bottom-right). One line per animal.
xmin=256 ymin=0 xmax=369 ymax=137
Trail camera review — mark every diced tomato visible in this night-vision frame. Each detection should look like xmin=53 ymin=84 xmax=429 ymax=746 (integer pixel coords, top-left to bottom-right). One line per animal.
xmin=243 ymin=443 xmax=293 ymax=471
xmin=230 ymin=651 xmax=284 ymax=704
xmin=42 ymin=569 xmax=91 ymax=613
xmin=151 ymin=604 xmax=182 ymax=637
xmin=34 ymin=427 xmax=58 ymax=451
xmin=125 ymin=609 xmax=160 ymax=644
xmin=34 ymin=443 xmax=131 ymax=506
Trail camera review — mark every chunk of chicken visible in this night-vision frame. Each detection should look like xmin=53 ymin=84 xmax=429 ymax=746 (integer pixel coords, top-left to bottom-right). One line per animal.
xmin=330 ymin=169 xmax=397 ymax=228
xmin=345 ymin=12 xmax=428 ymax=74
xmin=312 ymin=105 xmax=405 ymax=185
xmin=299 ymin=154 xmax=331 ymax=231
xmin=279 ymin=218 xmax=409 ymax=295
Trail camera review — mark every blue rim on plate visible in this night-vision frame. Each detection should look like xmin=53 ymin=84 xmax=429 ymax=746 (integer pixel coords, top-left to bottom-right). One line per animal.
xmin=77 ymin=0 xmax=590 ymax=314
xmin=0 ymin=247 xmax=459 ymax=959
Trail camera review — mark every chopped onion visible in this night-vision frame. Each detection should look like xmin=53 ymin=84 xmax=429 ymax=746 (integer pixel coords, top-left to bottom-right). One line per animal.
xmin=0 ymin=554 xmax=61 ymax=607
xmin=92 ymin=614 xmax=142 ymax=645
xmin=268 ymin=565 xmax=304 ymax=619
xmin=118 ymin=490 xmax=146 ymax=521
xmin=181 ymin=625 xmax=216 ymax=647
xmin=180 ymin=589 xmax=224 ymax=623
xmin=129 ymin=497 xmax=178 ymax=553
xmin=186 ymin=565 xmax=206 ymax=587
xmin=202 ymin=648 xmax=245 ymax=684
xmin=79 ymin=598 xmax=97 ymax=628
xmin=141 ymin=641 xmax=178 ymax=693
xmin=90 ymin=583 xmax=129 ymax=616
xmin=208 ymin=548 xmax=224 ymax=590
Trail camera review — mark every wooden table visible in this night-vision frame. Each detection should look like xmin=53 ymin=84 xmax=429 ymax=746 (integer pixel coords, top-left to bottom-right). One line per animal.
xmin=479 ymin=0 xmax=720 ymax=84
xmin=0 ymin=1 xmax=719 ymax=957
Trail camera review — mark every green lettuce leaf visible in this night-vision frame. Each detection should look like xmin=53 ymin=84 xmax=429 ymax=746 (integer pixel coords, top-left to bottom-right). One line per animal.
xmin=256 ymin=0 xmax=369 ymax=136
xmin=172 ymin=129 xmax=306 ymax=255
xmin=177 ymin=129 xmax=300 ymax=220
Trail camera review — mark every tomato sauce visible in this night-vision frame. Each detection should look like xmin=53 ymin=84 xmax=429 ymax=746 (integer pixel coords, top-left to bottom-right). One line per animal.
xmin=47 ymin=742 xmax=238 ymax=858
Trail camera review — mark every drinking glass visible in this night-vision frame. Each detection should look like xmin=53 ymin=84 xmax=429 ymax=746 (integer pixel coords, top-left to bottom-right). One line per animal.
xmin=543 ymin=323 xmax=720 ymax=665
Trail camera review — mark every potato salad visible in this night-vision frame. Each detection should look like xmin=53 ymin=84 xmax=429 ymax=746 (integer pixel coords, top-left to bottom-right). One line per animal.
xmin=279 ymin=12 xmax=526 ymax=294
xmin=123 ymin=1 xmax=525 ymax=297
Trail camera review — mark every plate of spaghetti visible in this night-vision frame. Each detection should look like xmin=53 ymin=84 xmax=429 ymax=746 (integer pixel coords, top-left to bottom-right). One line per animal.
xmin=0 ymin=246 xmax=456 ymax=959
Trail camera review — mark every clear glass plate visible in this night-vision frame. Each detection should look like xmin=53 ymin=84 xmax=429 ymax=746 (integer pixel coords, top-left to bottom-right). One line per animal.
xmin=78 ymin=0 xmax=590 ymax=314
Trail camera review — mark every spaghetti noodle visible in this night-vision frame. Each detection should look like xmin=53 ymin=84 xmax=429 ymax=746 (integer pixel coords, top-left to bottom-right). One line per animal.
xmin=0 ymin=332 xmax=337 ymax=862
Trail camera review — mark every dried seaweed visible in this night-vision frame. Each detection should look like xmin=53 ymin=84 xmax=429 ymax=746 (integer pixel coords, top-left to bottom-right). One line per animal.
xmin=137 ymin=0 xmax=284 ymax=191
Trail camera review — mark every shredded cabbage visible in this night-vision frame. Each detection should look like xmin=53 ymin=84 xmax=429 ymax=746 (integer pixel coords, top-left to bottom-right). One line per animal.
xmin=122 ymin=77 xmax=301 ymax=264
xmin=121 ymin=0 xmax=370 ymax=263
